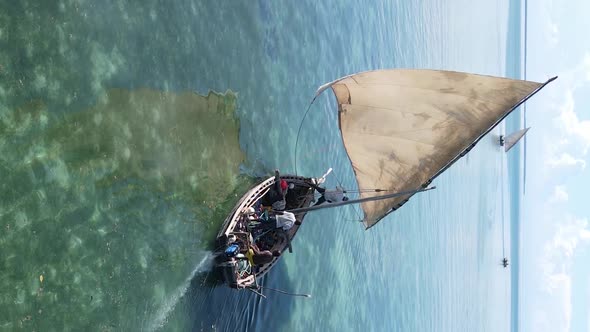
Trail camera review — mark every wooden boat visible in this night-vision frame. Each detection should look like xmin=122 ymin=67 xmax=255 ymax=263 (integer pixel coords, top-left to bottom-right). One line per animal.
xmin=216 ymin=69 xmax=556 ymax=292
xmin=215 ymin=173 xmax=318 ymax=289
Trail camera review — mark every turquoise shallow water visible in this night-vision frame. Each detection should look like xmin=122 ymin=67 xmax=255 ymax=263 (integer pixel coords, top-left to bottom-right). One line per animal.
xmin=0 ymin=1 xmax=525 ymax=331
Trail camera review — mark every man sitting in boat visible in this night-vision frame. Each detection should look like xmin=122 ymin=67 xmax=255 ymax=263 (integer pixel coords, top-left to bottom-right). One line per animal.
xmin=308 ymin=183 xmax=348 ymax=206
xmin=245 ymin=244 xmax=281 ymax=266
xmin=260 ymin=170 xmax=291 ymax=210
xmin=252 ymin=211 xmax=299 ymax=232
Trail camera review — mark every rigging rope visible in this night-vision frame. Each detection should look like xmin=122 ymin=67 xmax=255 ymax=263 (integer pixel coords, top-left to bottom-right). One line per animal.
xmin=292 ymin=94 xmax=366 ymax=224
xmin=331 ymin=169 xmax=363 ymax=222
xmin=332 ymin=168 xmax=344 ymax=188
xmin=294 ymin=98 xmax=317 ymax=176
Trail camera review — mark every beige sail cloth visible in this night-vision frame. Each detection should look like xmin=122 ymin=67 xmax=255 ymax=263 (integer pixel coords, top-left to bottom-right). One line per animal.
xmin=504 ymin=127 xmax=530 ymax=152
xmin=317 ymin=69 xmax=542 ymax=229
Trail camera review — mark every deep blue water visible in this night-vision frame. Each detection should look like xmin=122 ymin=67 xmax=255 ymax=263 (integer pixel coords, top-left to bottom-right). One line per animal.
xmin=0 ymin=1 xmax=525 ymax=331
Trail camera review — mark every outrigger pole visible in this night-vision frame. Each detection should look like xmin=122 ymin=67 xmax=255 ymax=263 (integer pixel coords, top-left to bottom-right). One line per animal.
xmin=286 ymin=186 xmax=436 ymax=214
xmin=256 ymin=286 xmax=312 ymax=298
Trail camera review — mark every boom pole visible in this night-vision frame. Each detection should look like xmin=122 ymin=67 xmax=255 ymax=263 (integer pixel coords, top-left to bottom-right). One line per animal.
xmin=286 ymin=186 xmax=436 ymax=214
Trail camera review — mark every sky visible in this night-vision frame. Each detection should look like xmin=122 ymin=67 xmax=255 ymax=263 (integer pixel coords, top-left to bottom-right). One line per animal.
xmin=521 ymin=0 xmax=590 ymax=331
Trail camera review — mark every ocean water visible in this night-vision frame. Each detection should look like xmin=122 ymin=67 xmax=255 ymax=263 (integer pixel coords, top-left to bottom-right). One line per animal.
xmin=0 ymin=0 xmax=525 ymax=331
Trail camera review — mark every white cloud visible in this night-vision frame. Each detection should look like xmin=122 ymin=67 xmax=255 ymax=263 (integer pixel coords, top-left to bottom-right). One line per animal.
xmin=534 ymin=216 xmax=590 ymax=332
xmin=524 ymin=4 xmax=590 ymax=331
xmin=540 ymin=0 xmax=559 ymax=47
xmin=569 ymin=52 xmax=590 ymax=86
xmin=544 ymin=78 xmax=590 ymax=172
xmin=533 ymin=279 xmax=571 ymax=331
xmin=547 ymin=152 xmax=586 ymax=169
xmin=533 ymin=273 xmax=571 ymax=332
xmin=550 ymin=185 xmax=569 ymax=202
xmin=556 ymin=90 xmax=590 ymax=153
xmin=547 ymin=22 xmax=559 ymax=47
xmin=546 ymin=218 xmax=590 ymax=258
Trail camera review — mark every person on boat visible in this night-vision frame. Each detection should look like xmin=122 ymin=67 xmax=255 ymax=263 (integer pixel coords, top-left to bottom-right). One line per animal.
xmin=261 ymin=170 xmax=290 ymax=210
xmin=502 ymin=258 xmax=509 ymax=268
xmin=308 ymin=182 xmax=348 ymax=206
xmin=246 ymin=244 xmax=281 ymax=266
xmin=252 ymin=211 xmax=300 ymax=232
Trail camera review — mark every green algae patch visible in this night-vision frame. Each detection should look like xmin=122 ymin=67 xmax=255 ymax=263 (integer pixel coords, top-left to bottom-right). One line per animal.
xmin=0 ymin=89 xmax=255 ymax=331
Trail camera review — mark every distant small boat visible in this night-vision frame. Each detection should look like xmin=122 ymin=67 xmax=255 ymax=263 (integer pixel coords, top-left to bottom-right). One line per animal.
xmin=499 ymin=127 xmax=530 ymax=152
xmin=502 ymin=257 xmax=509 ymax=268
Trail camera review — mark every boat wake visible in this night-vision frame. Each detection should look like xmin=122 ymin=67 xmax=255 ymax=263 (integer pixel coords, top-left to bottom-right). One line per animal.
xmin=149 ymin=252 xmax=214 ymax=331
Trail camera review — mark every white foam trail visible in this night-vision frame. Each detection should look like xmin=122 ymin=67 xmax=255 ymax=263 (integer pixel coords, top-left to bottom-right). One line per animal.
xmin=149 ymin=252 xmax=214 ymax=331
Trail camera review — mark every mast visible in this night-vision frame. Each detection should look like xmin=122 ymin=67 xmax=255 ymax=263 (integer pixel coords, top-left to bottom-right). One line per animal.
xmin=287 ymin=187 xmax=436 ymax=214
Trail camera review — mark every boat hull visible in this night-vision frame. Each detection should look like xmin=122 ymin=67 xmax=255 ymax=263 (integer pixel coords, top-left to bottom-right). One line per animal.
xmin=215 ymin=175 xmax=316 ymax=289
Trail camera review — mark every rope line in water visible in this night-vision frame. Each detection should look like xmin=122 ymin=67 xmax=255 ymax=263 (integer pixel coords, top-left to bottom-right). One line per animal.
xmin=258 ymin=286 xmax=311 ymax=298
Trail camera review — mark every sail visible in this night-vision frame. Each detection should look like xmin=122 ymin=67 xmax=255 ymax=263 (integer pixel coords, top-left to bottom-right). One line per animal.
xmin=504 ymin=127 xmax=530 ymax=152
xmin=316 ymin=69 xmax=555 ymax=229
